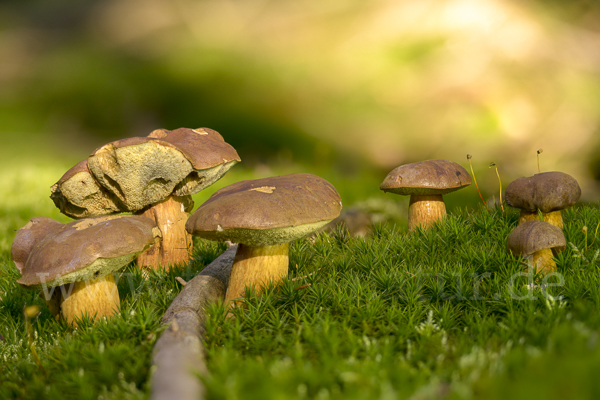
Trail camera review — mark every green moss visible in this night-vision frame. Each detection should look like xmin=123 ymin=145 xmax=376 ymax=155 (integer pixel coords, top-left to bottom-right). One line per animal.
xmin=3 ymin=171 xmax=600 ymax=399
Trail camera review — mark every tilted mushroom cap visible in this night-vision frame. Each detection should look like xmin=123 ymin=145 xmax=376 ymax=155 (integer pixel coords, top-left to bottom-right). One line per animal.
xmin=50 ymin=160 xmax=124 ymax=218
xmin=380 ymin=159 xmax=472 ymax=195
xmin=77 ymin=127 xmax=240 ymax=213
xmin=507 ymin=220 xmax=566 ymax=257
xmin=505 ymin=171 xmax=581 ymax=213
xmin=16 ymin=215 xmax=159 ymax=288
xmin=186 ymin=173 xmax=343 ymax=246
xmin=11 ymin=217 xmax=63 ymax=274
xmin=147 ymin=127 xmax=242 ymax=197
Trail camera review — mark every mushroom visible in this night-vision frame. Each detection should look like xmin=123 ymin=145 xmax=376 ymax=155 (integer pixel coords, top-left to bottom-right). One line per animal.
xmin=380 ymin=159 xmax=472 ymax=231
xmin=507 ymin=220 xmax=566 ymax=274
xmin=51 ymin=127 xmax=240 ymax=269
xmin=185 ymin=173 xmax=342 ymax=307
xmin=14 ymin=215 xmax=160 ymax=325
xmin=505 ymin=171 xmax=581 ymax=229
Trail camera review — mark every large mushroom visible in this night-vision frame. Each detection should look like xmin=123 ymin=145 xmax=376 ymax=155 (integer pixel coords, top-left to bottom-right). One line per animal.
xmin=185 ymin=173 xmax=342 ymax=307
xmin=505 ymin=171 xmax=581 ymax=229
xmin=51 ymin=127 xmax=240 ymax=269
xmin=13 ymin=215 xmax=160 ymax=325
xmin=507 ymin=220 xmax=566 ymax=274
xmin=380 ymin=159 xmax=472 ymax=231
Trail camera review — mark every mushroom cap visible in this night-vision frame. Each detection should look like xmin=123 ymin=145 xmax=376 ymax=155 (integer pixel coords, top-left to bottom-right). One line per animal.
xmin=380 ymin=159 xmax=472 ymax=196
xmin=505 ymin=171 xmax=581 ymax=213
xmin=186 ymin=173 xmax=343 ymax=246
xmin=147 ymin=128 xmax=241 ymax=171
xmin=17 ymin=215 xmax=159 ymax=288
xmin=506 ymin=220 xmax=567 ymax=257
xmin=80 ymin=127 xmax=240 ymax=212
xmin=50 ymin=160 xmax=124 ymax=218
xmin=11 ymin=217 xmax=63 ymax=274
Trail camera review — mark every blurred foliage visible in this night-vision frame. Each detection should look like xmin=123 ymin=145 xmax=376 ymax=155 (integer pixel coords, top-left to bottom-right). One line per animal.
xmin=2 ymin=0 xmax=600 ymax=205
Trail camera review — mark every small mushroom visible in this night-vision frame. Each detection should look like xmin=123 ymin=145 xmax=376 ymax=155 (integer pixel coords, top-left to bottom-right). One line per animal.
xmin=507 ymin=220 xmax=566 ymax=274
xmin=380 ymin=159 xmax=472 ymax=231
xmin=505 ymin=171 xmax=581 ymax=229
xmin=185 ymin=173 xmax=342 ymax=307
xmin=51 ymin=127 xmax=240 ymax=269
xmin=14 ymin=215 xmax=160 ymax=325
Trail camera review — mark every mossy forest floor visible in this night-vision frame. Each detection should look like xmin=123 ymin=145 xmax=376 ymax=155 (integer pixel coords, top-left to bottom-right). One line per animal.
xmin=2 ymin=203 xmax=600 ymax=399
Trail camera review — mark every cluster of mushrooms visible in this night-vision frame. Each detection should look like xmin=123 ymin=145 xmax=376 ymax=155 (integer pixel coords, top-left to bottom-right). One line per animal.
xmin=12 ymin=128 xmax=343 ymax=324
xmin=380 ymin=159 xmax=581 ymax=274
xmin=11 ymin=132 xmax=581 ymax=325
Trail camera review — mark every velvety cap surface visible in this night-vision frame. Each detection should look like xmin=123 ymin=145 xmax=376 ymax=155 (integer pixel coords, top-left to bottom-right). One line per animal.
xmin=17 ymin=215 xmax=158 ymax=287
xmin=507 ymin=220 xmax=566 ymax=257
xmin=186 ymin=173 xmax=342 ymax=246
xmin=11 ymin=217 xmax=63 ymax=274
xmin=505 ymin=171 xmax=581 ymax=213
xmin=148 ymin=128 xmax=241 ymax=170
xmin=380 ymin=159 xmax=472 ymax=195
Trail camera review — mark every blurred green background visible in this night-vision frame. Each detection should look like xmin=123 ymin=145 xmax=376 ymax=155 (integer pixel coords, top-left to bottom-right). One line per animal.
xmin=2 ymin=0 xmax=600 ymax=226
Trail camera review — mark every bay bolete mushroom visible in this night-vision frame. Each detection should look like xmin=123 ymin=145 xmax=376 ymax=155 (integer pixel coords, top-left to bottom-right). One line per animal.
xmin=51 ymin=127 xmax=240 ymax=269
xmin=505 ymin=171 xmax=581 ymax=229
xmin=507 ymin=220 xmax=566 ymax=274
xmin=380 ymin=159 xmax=472 ymax=231
xmin=185 ymin=173 xmax=342 ymax=306
xmin=13 ymin=215 xmax=160 ymax=325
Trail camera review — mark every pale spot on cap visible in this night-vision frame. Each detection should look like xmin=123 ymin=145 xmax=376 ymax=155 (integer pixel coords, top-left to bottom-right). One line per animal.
xmin=249 ymin=186 xmax=276 ymax=194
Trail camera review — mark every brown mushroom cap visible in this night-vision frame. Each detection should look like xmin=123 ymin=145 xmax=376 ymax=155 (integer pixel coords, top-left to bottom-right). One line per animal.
xmin=16 ymin=215 xmax=159 ymax=288
xmin=380 ymin=159 xmax=472 ymax=195
xmin=148 ymin=128 xmax=241 ymax=171
xmin=53 ymin=128 xmax=240 ymax=216
xmin=505 ymin=171 xmax=581 ymax=213
xmin=507 ymin=220 xmax=567 ymax=257
xmin=186 ymin=173 xmax=343 ymax=246
xmin=11 ymin=217 xmax=63 ymax=274
xmin=87 ymin=128 xmax=240 ymax=211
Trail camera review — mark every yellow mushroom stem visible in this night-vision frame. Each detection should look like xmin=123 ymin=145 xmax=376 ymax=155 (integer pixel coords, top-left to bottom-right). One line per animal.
xmin=225 ymin=243 xmax=289 ymax=307
xmin=49 ymin=274 xmax=121 ymax=326
xmin=526 ymin=248 xmax=556 ymax=275
xmin=519 ymin=210 xmax=563 ymax=229
xmin=136 ymin=195 xmax=193 ymax=270
xmin=408 ymin=194 xmax=447 ymax=231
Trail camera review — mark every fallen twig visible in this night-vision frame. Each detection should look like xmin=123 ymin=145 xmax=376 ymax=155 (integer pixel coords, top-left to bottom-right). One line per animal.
xmin=150 ymin=245 xmax=237 ymax=400
xmin=294 ymin=283 xmax=312 ymax=291
xmin=175 ymin=277 xmax=188 ymax=286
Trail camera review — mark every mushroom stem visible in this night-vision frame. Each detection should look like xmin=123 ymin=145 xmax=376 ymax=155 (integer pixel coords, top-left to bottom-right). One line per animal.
xmin=60 ymin=274 xmax=120 ymax=326
xmin=225 ymin=243 xmax=289 ymax=307
xmin=408 ymin=194 xmax=447 ymax=231
xmin=518 ymin=210 xmax=563 ymax=229
xmin=136 ymin=195 xmax=193 ymax=270
xmin=527 ymin=248 xmax=556 ymax=274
